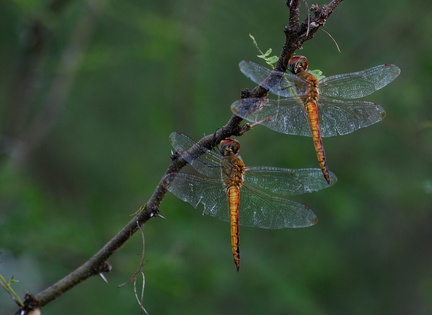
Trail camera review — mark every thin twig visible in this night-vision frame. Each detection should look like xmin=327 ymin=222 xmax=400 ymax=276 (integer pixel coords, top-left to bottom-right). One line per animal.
xmin=118 ymin=222 xmax=147 ymax=288
xmin=134 ymin=271 xmax=149 ymax=315
xmin=320 ymin=28 xmax=341 ymax=53
xmin=0 ymin=275 xmax=24 ymax=307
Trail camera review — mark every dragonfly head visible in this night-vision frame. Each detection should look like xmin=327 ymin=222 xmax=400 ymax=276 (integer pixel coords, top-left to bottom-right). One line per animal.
xmin=288 ymin=55 xmax=309 ymax=74
xmin=220 ymin=139 xmax=240 ymax=156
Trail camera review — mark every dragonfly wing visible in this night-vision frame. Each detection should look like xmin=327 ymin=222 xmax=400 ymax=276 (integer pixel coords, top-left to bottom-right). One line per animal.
xmin=231 ymin=98 xmax=311 ymax=136
xmin=319 ymin=64 xmax=401 ymax=99
xmin=239 ymin=186 xmax=318 ymax=229
xmin=239 ymin=60 xmax=307 ymax=98
xmin=166 ymin=173 xmax=318 ymax=229
xmin=169 ymin=132 xmax=221 ymax=178
xmin=244 ymin=167 xmax=337 ymax=197
xmin=165 ymin=173 xmax=229 ymax=222
xmin=318 ymin=97 xmax=386 ymax=136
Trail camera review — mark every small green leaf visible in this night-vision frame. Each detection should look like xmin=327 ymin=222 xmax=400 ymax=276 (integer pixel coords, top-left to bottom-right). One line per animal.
xmin=263 ymin=48 xmax=272 ymax=57
xmin=249 ymin=34 xmax=278 ymax=68
xmin=266 ymin=56 xmax=279 ymax=66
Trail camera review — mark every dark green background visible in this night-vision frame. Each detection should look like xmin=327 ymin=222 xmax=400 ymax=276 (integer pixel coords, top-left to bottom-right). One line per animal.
xmin=1 ymin=0 xmax=431 ymax=314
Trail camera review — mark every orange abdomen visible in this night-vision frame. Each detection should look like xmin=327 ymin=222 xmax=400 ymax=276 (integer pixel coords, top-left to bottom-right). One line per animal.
xmin=305 ymin=101 xmax=330 ymax=184
xmin=227 ymin=185 xmax=241 ymax=271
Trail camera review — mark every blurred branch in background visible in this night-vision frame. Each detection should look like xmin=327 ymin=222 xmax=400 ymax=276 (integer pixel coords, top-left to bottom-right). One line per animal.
xmin=1 ymin=0 xmax=105 ymax=166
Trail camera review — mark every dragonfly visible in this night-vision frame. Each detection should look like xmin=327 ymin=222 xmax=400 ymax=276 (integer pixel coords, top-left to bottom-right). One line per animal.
xmin=164 ymin=131 xmax=337 ymax=271
xmin=231 ymin=56 xmax=401 ymax=183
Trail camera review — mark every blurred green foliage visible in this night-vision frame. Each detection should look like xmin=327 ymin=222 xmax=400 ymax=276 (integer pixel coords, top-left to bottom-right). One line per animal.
xmin=1 ymin=0 xmax=431 ymax=314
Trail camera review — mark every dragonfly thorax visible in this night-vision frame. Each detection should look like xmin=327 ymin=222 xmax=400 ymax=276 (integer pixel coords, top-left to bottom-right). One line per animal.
xmin=220 ymin=156 xmax=245 ymax=189
xmin=295 ymin=71 xmax=320 ymax=103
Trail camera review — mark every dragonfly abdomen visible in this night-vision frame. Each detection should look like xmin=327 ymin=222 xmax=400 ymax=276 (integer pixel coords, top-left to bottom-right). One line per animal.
xmin=305 ymin=101 xmax=331 ymax=184
xmin=226 ymin=185 xmax=241 ymax=272
xmin=220 ymin=155 xmax=245 ymax=272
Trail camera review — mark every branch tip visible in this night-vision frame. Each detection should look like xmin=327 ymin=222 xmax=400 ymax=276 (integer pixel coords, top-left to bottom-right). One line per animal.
xmin=154 ymin=213 xmax=166 ymax=219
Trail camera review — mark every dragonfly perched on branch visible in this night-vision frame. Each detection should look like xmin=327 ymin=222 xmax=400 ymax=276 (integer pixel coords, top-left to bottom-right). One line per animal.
xmin=165 ymin=131 xmax=337 ymax=271
xmin=231 ymin=56 xmax=401 ymax=183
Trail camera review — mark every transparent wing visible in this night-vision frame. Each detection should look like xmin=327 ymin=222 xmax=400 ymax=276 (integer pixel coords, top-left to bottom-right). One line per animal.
xmin=239 ymin=186 xmax=318 ymax=229
xmin=165 ymin=173 xmax=229 ymax=222
xmin=239 ymin=60 xmax=308 ymax=98
xmin=231 ymin=98 xmax=310 ymax=136
xmin=169 ymin=131 xmax=221 ymax=178
xmin=244 ymin=167 xmax=337 ymax=197
xmin=231 ymin=97 xmax=386 ymax=137
xmin=319 ymin=64 xmax=401 ymax=99
xmin=318 ymin=96 xmax=386 ymax=136
xmin=166 ymin=172 xmax=319 ymax=229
